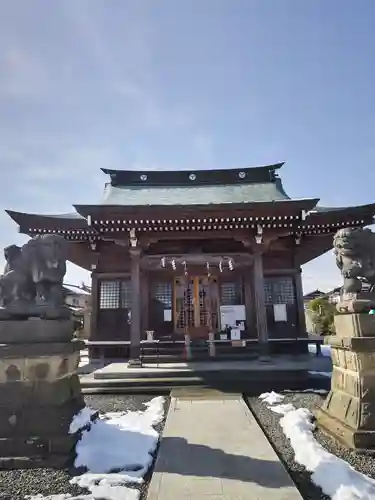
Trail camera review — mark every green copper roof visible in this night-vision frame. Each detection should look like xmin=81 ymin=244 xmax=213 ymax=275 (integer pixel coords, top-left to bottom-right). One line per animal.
xmin=100 ymin=178 xmax=291 ymax=206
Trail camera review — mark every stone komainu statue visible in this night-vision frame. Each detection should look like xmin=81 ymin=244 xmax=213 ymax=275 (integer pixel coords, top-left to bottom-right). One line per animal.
xmin=0 ymin=234 xmax=68 ymax=318
xmin=333 ymin=227 xmax=375 ymax=295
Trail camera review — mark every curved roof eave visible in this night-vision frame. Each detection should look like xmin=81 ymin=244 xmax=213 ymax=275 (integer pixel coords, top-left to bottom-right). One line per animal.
xmin=101 ymin=162 xmax=285 ymax=177
xmin=308 ymin=202 xmax=375 ymax=219
xmin=74 ymin=197 xmax=320 ymax=218
xmin=6 ymin=209 xmax=87 ymax=228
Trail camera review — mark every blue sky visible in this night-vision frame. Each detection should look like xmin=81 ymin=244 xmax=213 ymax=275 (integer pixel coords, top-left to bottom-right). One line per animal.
xmin=1 ymin=0 xmax=375 ymax=293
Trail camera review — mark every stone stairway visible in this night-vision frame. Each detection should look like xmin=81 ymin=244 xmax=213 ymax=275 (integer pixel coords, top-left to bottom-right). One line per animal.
xmin=79 ymin=356 xmax=332 ymax=394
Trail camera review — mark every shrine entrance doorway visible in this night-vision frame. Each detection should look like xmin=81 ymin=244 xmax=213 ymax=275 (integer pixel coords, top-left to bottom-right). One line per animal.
xmin=173 ymin=276 xmax=218 ymax=338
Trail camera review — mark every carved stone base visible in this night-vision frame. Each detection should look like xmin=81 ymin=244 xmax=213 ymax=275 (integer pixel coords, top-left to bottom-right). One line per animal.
xmin=316 ymin=407 xmax=375 ymax=452
xmin=334 ymin=313 xmax=375 ymax=338
xmin=337 ymin=292 xmax=375 ymax=314
xmin=316 ymin=313 xmax=375 ymax=452
xmin=0 ymin=321 xmax=87 ymax=469
xmin=0 ymin=318 xmax=75 ymax=344
xmin=0 ymin=304 xmax=71 ymax=321
xmin=0 ymin=455 xmax=76 ymax=470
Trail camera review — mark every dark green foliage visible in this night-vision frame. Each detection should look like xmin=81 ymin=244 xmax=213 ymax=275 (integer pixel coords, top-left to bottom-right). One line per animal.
xmin=308 ymin=297 xmax=338 ymax=335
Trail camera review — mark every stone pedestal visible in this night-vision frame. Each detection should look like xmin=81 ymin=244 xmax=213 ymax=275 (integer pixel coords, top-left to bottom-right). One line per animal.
xmin=316 ymin=313 xmax=375 ymax=452
xmin=0 ymin=319 xmax=86 ymax=469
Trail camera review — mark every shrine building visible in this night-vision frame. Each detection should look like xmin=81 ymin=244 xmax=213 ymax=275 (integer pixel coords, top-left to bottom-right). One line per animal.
xmin=6 ymin=163 xmax=375 ymax=361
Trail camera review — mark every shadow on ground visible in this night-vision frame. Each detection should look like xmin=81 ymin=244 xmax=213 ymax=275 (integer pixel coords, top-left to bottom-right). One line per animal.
xmin=154 ymin=436 xmax=293 ymax=488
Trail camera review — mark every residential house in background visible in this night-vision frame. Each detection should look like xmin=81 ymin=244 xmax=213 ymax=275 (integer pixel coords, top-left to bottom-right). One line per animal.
xmin=303 ymin=289 xmax=325 ymax=306
xmin=63 ymin=285 xmax=91 ymax=339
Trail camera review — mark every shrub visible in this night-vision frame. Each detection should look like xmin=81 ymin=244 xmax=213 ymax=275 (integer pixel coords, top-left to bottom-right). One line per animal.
xmin=308 ymin=297 xmax=337 ymax=335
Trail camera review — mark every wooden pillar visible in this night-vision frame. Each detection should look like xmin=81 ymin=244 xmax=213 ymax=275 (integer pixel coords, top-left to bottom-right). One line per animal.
xmin=253 ymin=251 xmax=269 ymax=358
xmin=244 ymin=267 xmax=256 ymax=338
xmin=129 ymin=247 xmax=142 ymax=365
xmin=89 ymin=272 xmax=99 ymax=341
xmin=294 ymin=269 xmax=307 ymax=336
xmin=140 ymin=270 xmax=149 ymax=336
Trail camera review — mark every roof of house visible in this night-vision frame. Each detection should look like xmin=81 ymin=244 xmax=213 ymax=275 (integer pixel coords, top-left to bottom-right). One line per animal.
xmin=303 ymin=289 xmax=325 ymax=300
xmin=63 ymin=285 xmax=91 ymax=296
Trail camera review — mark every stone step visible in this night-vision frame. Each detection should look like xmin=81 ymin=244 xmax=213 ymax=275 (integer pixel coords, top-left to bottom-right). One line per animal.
xmin=80 ymin=372 xmax=329 ymax=395
xmin=141 ymin=352 xmax=259 ymax=363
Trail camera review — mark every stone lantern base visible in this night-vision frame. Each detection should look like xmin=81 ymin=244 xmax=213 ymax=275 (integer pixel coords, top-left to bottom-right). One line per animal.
xmin=316 ymin=313 xmax=375 ymax=452
xmin=0 ymin=319 xmax=89 ymax=469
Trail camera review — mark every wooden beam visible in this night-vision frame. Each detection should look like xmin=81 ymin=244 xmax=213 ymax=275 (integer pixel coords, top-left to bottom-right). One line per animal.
xmin=264 ymin=268 xmax=300 ymax=275
xmin=141 ymin=253 xmax=253 ymax=263
xmin=95 ymin=272 xmax=130 ymax=279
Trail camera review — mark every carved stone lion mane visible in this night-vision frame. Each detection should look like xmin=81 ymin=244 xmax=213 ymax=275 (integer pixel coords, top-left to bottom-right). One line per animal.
xmin=333 ymin=227 xmax=375 ymax=294
xmin=0 ymin=234 xmax=68 ymax=317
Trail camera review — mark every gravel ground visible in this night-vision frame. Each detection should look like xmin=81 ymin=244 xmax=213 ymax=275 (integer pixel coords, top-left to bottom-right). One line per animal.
xmin=0 ymin=394 xmax=170 ymax=500
xmin=247 ymin=391 xmax=375 ymax=500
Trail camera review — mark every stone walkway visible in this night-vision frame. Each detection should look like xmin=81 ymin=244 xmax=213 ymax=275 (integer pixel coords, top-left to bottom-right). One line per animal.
xmin=146 ymin=391 xmax=302 ymax=500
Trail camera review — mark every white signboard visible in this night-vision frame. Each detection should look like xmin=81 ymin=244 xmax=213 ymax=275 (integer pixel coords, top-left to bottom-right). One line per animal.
xmin=220 ymin=306 xmax=236 ymax=328
xmin=232 ymin=305 xmax=246 ymax=321
xmin=231 ymin=328 xmax=241 ymax=340
xmin=220 ymin=305 xmax=246 ymax=328
xmin=164 ymin=309 xmax=172 ymax=322
xmin=274 ymin=304 xmax=287 ymax=322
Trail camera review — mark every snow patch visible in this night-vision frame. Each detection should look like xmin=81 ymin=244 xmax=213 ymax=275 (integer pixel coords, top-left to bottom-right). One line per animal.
xmin=27 ymin=396 xmax=166 ymax=500
xmin=309 ymin=371 xmax=332 ymax=378
xmin=258 ymin=392 xmax=375 ymax=499
xmin=283 ymin=389 xmax=329 ymax=395
xmin=308 ymin=343 xmax=332 ymax=357
xmin=259 ymin=391 xmax=284 ymax=405
xmin=270 ymin=403 xmax=295 ymax=415
xmin=69 ymin=407 xmax=98 ymax=434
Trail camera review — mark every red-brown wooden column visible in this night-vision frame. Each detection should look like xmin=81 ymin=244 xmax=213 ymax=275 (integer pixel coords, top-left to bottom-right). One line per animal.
xmin=129 ymin=247 xmax=142 ymax=365
xmin=253 ymin=250 xmax=269 ymax=358
xmin=89 ymin=272 xmax=99 ymax=341
xmin=294 ymin=268 xmax=307 ymax=335
xmin=244 ymin=267 xmax=256 ymax=338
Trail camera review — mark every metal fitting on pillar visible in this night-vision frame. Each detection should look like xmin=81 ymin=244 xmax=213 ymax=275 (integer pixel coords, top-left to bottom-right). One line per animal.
xmin=255 ymin=225 xmax=263 ymax=245
xmin=129 ymin=228 xmax=138 ymax=248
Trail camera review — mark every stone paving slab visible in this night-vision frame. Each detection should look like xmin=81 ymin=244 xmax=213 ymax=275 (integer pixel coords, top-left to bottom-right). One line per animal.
xmin=146 ymin=395 xmax=302 ymax=500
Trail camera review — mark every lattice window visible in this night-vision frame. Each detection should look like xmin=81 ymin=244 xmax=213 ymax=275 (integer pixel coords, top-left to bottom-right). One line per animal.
xmin=153 ymin=282 xmax=172 ymax=308
xmin=220 ymin=281 xmax=243 ymax=305
xmin=121 ymin=281 xmax=132 ymax=308
xmin=99 ymin=281 xmax=120 ymax=309
xmin=264 ymin=277 xmax=295 ymax=305
xmin=100 ymin=279 xmax=131 ymax=309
